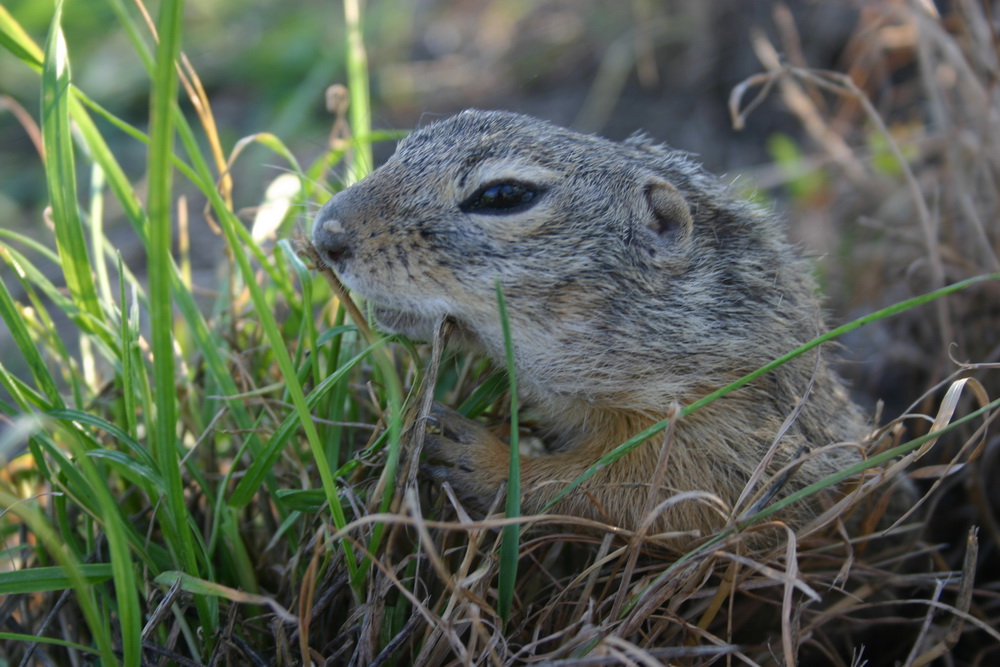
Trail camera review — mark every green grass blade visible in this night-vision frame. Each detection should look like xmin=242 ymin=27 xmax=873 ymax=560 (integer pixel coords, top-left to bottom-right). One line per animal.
xmin=0 ymin=271 xmax=60 ymax=408
xmin=0 ymin=5 xmax=43 ymax=70
xmin=119 ymin=262 xmax=141 ymax=440
xmin=0 ymin=563 xmax=112 ymax=594
xmin=759 ymin=394 xmax=1000 ymax=522
xmin=457 ymin=371 xmax=508 ymax=418
xmin=69 ymin=94 xmax=150 ymax=240
xmin=335 ymin=0 xmax=405 ymax=570
xmin=41 ymin=3 xmax=106 ymax=341
xmin=0 ymin=632 xmax=101 ymax=656
xmin=47 ymin=408 xmax=157 ymax=471
xmin=64 ymin=431 xmax=143 ymax=666
xmin=0 ymin=240 xmax=117 ymax=368
xmin=279 ymin=240 xmax=322 ymax=386
xmin=344 ymin=0 xmax=373 ymax=183
xmin=495 ymin=279 xmax=520 ymax=624
xmin=145 ymin=0 xmax=215 ymax=640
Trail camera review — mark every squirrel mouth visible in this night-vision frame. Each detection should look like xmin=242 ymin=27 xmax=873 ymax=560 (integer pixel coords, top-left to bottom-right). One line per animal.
xmin=330 ymin=267 xmax=442 ymax=340
xmin=370 ymin=303 xmax=443 ymax=341
xmin=370 ymin=304 xmax=473 ymax=348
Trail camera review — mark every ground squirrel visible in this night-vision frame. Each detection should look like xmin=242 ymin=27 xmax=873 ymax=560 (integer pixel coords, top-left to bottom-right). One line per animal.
xmin=312 ymin=109 xmax=866 ymax=543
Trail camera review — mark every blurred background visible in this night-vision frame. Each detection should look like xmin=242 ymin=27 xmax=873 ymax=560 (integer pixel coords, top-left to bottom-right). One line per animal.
xmin=0 ymin=0 xmax=862 ymax=245
xmin=2 ymin=0 xmax=998 ymax=417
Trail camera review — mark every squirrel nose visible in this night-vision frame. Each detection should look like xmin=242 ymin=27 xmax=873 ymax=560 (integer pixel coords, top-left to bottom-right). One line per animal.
xmin=312 ymin=205 xmax=353 ymax=266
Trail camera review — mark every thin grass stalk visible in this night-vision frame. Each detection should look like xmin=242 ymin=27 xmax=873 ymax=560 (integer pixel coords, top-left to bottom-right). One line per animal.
xmin=338 ymin=0 xmax=410 ymax=575
xmin=343 ymin=0 xmax=372 ymax=184
xmin=1 ymin=237 xmax=110 ymax=407
xmin=0 ymin=5 xmax=43 ymax=70
xmin=0 ymin=632 xmax=99 ymax=657
xmin=41 ymin=2 xmax=106 ymax=344
xmin=63 ymin=425 xmax=143 ymax=666
xmin=495 ymin=280 xmax=521 ymax=624
xmin=304 ymin=252 xmax=405 ymax=584
xmin=304 ymin=85 xmax=407 ymax=584
xmin=118 ymin=271 xmax=139 ymax=440
xmin=146 ymin=0 xmax=215 ymax=640
xmin=0 ymin=269 xmax=60 ymax=408
xmin=88 ymin=165 xmax=114 ymax=308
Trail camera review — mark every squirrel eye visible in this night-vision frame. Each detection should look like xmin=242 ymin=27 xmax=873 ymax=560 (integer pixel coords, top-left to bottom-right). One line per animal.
xmin=460 ymin=182 xmax=541 ymax=214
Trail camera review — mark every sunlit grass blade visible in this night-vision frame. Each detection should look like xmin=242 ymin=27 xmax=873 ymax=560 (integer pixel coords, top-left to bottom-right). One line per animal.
xmin=40 ymin=2 xmax=106 ymax=342
xmin=344 ymin=0 xmax=372 ymax=183
xmin=88 ymin=165 xmax=115 ymax=307
xmin=0 ymin=5 xmax=43 ymax=70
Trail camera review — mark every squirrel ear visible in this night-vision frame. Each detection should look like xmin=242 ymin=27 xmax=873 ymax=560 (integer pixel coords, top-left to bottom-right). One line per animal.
xmin=644 ymin=180 xmax=693 ymax=242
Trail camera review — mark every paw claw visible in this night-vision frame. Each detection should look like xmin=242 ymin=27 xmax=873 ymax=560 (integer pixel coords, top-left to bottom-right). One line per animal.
xmin=427 ymin=403 xmax=496 ymax=444
xmin=417 ymin=404 xmax=510 ymax=515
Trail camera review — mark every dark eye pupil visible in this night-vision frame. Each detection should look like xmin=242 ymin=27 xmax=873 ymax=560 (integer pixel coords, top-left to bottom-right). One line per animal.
xmin=461 ymin=182 xmax=539 ymax=214
xmin=481 ymin=184 xmax=531 ymax=207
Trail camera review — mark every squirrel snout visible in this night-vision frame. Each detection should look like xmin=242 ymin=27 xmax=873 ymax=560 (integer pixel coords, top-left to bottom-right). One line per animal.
xmin=312 ymin=209 xmax=353 ymax=266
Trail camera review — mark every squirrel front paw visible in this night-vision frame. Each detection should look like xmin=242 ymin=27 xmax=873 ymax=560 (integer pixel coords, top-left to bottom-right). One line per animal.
xmin=421 ymin=404 xmax=510 ymax=514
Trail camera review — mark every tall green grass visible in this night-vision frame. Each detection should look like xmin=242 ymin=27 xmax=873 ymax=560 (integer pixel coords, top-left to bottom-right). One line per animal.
xmin=0 ymin=0 xmax=403 ymax=662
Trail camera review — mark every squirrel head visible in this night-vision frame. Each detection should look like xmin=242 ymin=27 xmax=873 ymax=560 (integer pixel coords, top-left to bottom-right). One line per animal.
xmin=313 ymin=110 xmax=811 ymax=405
